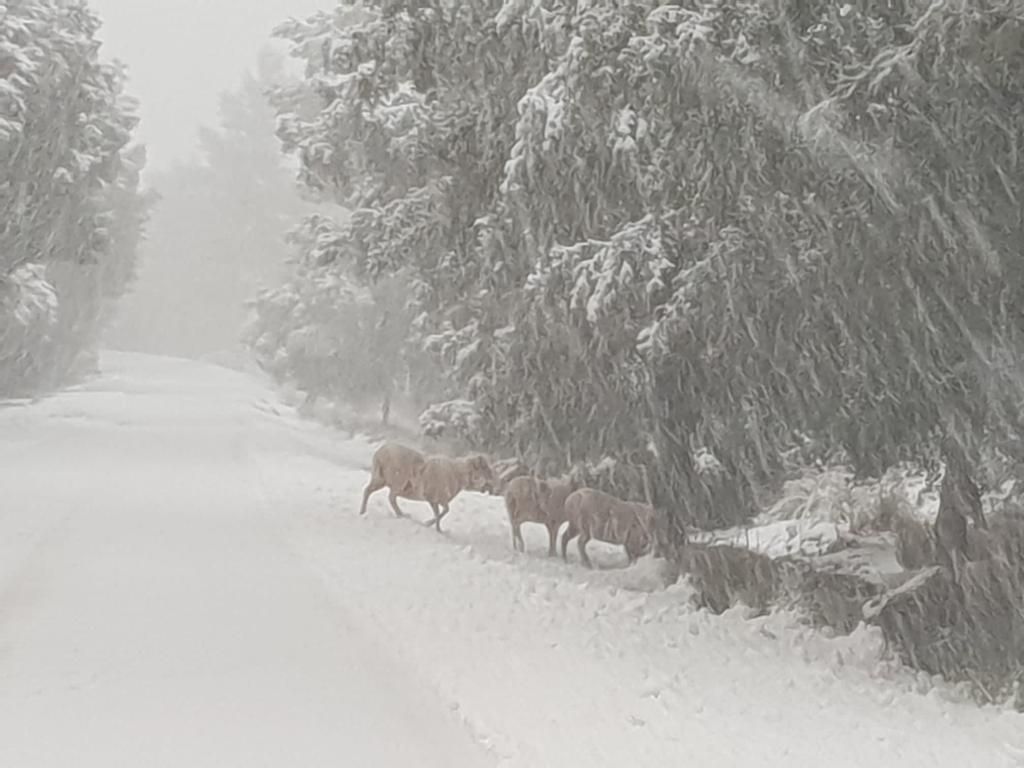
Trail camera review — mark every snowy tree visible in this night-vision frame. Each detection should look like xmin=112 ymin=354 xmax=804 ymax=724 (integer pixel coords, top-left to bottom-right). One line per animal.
xmin=272 ymin=0 xmax=1024 ymax=542
xmin=244 ymin=213 xmax=421 ymax=414
xmin=0 ymin=0 xmax=150 ymax=395
xmin=267 ymin=0 xmax=554 ymax=425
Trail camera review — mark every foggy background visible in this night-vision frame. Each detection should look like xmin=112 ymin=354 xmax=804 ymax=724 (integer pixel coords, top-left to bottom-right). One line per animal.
xmin=89 ymin=0 xmax=327 ymax=171
xmin=92 ymin=0 xmax=334 ymax=361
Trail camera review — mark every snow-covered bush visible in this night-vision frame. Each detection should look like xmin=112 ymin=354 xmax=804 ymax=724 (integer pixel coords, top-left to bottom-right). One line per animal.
xmin=418 ymin=399 xmax=482 ymax=442
xmin=762 ymin=463 xmax=936 ymax=534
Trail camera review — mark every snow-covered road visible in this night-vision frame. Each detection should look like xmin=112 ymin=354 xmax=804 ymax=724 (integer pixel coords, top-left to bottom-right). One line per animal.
xmin=0 ymin=353 xmax=491 ymax=767
xmin=1 ymin=351 xmax=1023 ymax=768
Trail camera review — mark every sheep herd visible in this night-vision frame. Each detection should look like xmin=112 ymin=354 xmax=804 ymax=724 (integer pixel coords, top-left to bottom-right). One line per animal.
xmin=359 ymin=441 xmax=663 ymax=568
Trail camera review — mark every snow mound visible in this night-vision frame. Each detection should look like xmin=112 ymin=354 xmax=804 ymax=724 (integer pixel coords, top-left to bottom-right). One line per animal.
xmin=695 ymin=518 xmax=844 ymax=559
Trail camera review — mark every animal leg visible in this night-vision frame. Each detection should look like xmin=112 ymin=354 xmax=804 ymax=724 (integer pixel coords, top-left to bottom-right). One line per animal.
xmin=513 ymin=522 xmax=525 ymax=553
xmin=359 ymin=475 xmax=385 ymax=516
xmin=422 ymin=502 xmax=440 ymax=527
xmin=422 ymin=502 xmax=450 ymax=532
xmin=546 ymin=522 xmax=560 ymax=557
xmin=387 ymin=488 xmax=407 ymax=517
xmin=436 ymin=502 xmax=451 ymax=533
xmin=561 ymin=523 xmax=577 ymax=562
xmin=578 ymin=533 xmax=593 ymax=569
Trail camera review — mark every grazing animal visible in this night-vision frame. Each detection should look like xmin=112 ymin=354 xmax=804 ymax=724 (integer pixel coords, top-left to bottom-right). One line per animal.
xmin=359 ymin=441 xmax=495 ymax=533
xmin=503 ymin=474 xmax=578 ymax=556
xmin=560 ymin=487 xmax=657 ymax=568
xmin=491 ymin=457 xmax=531 ymax=495
xmin=359 ymin=442 xmax=426 ymax=518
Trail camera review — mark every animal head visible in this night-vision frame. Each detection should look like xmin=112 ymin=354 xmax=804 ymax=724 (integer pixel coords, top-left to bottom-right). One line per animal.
xmin=493 ymin=457 xmax=531 ymax=494
xmin=625 ymin=521 xmax=654 ymax=559
xmin=566 ymin=464 xmax=586 ymax=490
xmin=464 ymin=454 xmax=497 ymax=493
xmin=618 ymin=503 xmax=655 ymax=559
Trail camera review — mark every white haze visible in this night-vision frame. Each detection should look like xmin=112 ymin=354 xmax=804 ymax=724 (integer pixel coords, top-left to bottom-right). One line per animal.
xmin=89 ymin=0 xmax=329 ymax=172
xmin=93 ymin=0 xmax=336 ymax=360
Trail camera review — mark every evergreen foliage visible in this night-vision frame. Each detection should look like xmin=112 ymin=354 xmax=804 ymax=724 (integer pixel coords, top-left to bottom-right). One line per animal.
xmin=266 ymin=0 xmax=1024 ymax=537
xmin=0 ymin=0 xmax=151 ymax=394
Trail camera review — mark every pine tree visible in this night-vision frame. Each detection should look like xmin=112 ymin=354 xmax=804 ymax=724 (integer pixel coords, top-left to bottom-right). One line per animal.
xmin=271 ymin=0 xmax=1024 ymax=541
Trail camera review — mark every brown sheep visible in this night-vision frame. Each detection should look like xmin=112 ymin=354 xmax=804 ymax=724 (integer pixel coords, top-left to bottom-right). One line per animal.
xmin=359 ymin=441 xmax=496 ymax=533
xmin=503 ymin=474 xmax=578 ymax=556
xmin=491 ymin=457 xmax=531 ymax=495
xmin=412 ymin=454 xmax=497 ymax=532
xmin=560 ymin=487 xmax=657 ymax=569
xmin=358 ymin=442 xmax=426 ymax=518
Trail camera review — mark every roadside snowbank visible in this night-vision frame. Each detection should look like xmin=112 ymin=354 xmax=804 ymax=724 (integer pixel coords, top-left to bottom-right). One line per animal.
xmin=251 ymin=410 xmax=1024 ymax=768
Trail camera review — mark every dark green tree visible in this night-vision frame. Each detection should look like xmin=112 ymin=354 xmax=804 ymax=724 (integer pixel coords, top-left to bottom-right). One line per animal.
xmin=270 ymin=0 xmax=1024 ymax=542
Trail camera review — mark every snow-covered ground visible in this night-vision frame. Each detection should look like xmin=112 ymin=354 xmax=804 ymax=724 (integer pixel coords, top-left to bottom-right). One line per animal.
xmin=2 ymin=351 xmax=1023 ymax=767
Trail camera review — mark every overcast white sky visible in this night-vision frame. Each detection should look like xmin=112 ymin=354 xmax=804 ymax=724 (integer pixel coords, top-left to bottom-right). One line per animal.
xmin=89 ymin=0 xmax=331 ymax=172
